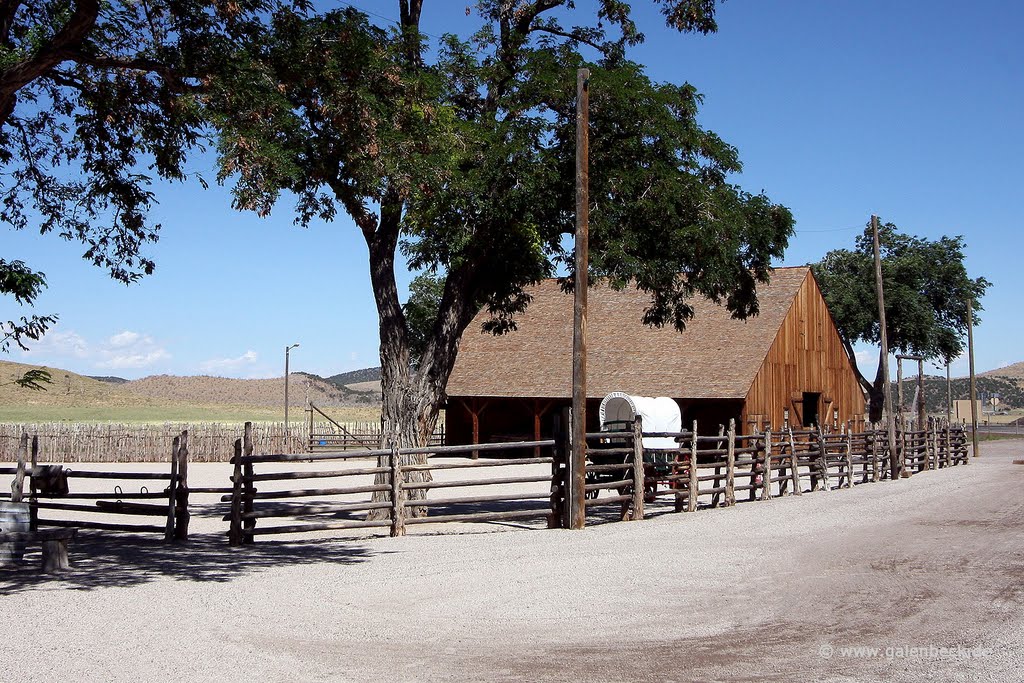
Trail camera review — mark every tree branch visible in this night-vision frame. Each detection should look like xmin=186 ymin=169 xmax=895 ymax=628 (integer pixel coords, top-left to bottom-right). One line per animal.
xmin=0 ymin=0 xmax=100 ymax=127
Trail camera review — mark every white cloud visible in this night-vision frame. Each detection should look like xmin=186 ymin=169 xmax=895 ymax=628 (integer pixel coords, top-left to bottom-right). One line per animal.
xmin=18 ymin=327 xmax=171 ymax=373
xmin=20 ymin=330 xmax=90 ymax=359
xmin=199 ymin=350 xmax=259 ymax=373
xmin=108 ymin=330 xmax=141 ymax=348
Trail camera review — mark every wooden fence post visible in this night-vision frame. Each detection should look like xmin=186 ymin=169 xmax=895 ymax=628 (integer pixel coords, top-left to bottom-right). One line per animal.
xmin=844 ymin=431 xmax=853 ymax=489
xmin=815 ymin=427 xmax=830 ymax=492
xmin=686 ymin=420 xmax=699 ymax=512
xmin=228 ymin=438 xmax=243 ymax=546
xmin=944 ymin=420 xmax=952 ymax=468
xmin=29 ymin=435 xmax=38 ymax=531
xmin=787 ymin=429 xmax=802 ymax=495
xmin=174 ymin=430 xmax=190 ymax=541
xmin=870 ymin=428 xmax=880 ymax=482
xmin=165 ymin=436 xmax=179 ymax=541
xmin=12 ymin=432 xmax=27 ymax=502
xmin=242 ymin=422 xmax=256 ymax=544
xmin=549 ymin=414 xmax=565 ymax=529
xmin=760 ymin=430 xmax=772 ymax=501
xmin=630 ymin=416 xmax=645 ymax=521
xmin=389 ymin=442 xmax=406 ymax=537
xmin=725 ymin=419 xmax=736 ymax=507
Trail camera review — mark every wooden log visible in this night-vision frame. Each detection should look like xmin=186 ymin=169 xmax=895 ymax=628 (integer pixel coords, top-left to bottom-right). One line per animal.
xmin=222 ymin=484 xmax=389 ymax=502
xmin=586 ymin=463 xmax=633 ymax=473
xmin=174 ymin=431 xmax=190 ymax=541
xmin=41 ymin=539 xmax=71 ymax=572
xmin=94 ymin=501 xmax=171 ymax=516
xmin=403 ymin=508 xmax=550 ymax=525
xmin=403 ymin=491 xmax=547 ymax=508
xmin=37 ymin=518 xmax=165 ymax=533
xmin=844 ymin=432 xmax=853 ymax=489
xmin=725 ymin=419 xmax=736 ymax=507
xmin=584 ymin=494 xmax=632 ymax=507
xmin=787 ymin=430 xmax=802 ymax=495
xmin=389 ymin=444 xmax=405 ymax=537
xmin=248 ymin=519 xmax=393 ymax=536
xmin=11 ymin=432 xmax=27 ymax=503
xmin=228 ymin=438 xmax=243 ymax=546
xmin=760 ymin=430 xmax=773 ymax=501
xmin=687 ymin=421 xmax=698 ymax=512
xmin=246 ymin=467 xmax=389 ymax=482
xmin=164 ymin=436 xmax=179 ymax=541
xmin=401 ymin=457 xmax=555 ymax=472
xmin=233 ymin=500 xmax=393 ymax=520
xmin=243 ymin=422 xmax=256 ymax=544
xmin=815 ymin=428 xmax=830 ymax=492
xmin=64 ymin=471 xmax=174 ymax=480
xmin=584 ymin=478 xmax=632 ymax=492
xmin=403 ymin=475 xmax=553 ymax=491
xmin=630 ymin=417 xmax=645 ymax=522
xmin=29 ymin=435 xmax=38 ymax=531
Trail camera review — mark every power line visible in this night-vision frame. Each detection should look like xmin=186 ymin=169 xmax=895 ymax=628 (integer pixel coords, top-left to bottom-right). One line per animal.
xmin=794 ymin=225 xmax=864 ymax=234
xmin=335 ymin=1 xmax=443 ymax=40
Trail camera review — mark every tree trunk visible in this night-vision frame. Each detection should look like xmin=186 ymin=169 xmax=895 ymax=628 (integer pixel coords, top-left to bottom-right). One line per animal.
xmin=866 ymin=361 xmax=886 ymax=424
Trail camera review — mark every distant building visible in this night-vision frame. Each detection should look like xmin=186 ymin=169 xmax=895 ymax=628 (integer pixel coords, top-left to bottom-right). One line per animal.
xmin=445 ymin=266 xmax=866 ymax=443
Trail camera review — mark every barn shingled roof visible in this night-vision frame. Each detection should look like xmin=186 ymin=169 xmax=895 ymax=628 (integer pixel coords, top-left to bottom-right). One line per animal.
xmin=446 ymin=266 xmax=811 ymax=400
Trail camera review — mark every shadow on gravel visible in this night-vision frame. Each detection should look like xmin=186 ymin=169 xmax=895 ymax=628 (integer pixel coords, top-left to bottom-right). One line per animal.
xmin=0 ymin=533 xmax=376 ymax=596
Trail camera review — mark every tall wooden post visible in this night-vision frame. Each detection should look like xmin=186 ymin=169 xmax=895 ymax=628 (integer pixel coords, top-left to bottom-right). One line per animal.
xmin=945 ymin=361 xmax=952 ymax=424
xmin=896 ymin=356 xmax=904 ymax=428
xmin=569 ymin=67 xmax=590 ymax=530
xmin=872 ymin=215 xmax=899 ymax=479
xmin=174 ymin=430 xmax=190 ymax=541
xmin=967 ymin=298 xmax=979 ymax=458
xmin=917 ymin=358 xmax=926 ymax=432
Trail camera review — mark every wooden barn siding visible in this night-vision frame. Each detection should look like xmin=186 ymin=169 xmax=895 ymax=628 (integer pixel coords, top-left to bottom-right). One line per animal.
xmin=743 ymin=272 xmax=865 ymax=430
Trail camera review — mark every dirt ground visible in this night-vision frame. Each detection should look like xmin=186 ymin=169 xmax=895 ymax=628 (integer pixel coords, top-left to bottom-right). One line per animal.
xmin=2 ymin=440 xmax=1023 ymax=682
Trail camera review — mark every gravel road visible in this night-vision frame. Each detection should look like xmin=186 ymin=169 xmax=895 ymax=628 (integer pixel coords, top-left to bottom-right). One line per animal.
xmin=2 ymin=440 xmax=1022 ymax=682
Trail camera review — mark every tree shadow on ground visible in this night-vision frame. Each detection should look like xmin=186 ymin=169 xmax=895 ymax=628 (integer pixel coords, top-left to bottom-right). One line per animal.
xmin=0 ymin=532 xmax=377 ymax=596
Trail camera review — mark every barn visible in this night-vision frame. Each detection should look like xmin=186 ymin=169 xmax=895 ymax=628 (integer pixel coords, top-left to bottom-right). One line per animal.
xmin=444 ymin=266 xmax=866 ymax=444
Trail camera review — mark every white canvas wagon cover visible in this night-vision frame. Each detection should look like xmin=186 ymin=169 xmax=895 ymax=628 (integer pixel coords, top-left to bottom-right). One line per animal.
xmin=598 ymin=392 xmax=681 ymax=450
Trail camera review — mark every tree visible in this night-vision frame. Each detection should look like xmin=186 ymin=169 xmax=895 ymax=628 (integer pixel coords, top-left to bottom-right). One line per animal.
xmin=0 ymin=0 xmax=281 ymax=381
xmin=209 ymin=0 xmax=794 ymax=509
xmin=812 ymin=221 xmax=990 ymax=422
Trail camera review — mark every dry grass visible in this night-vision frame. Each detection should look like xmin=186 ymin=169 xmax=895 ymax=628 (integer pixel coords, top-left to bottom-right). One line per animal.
xmin=0 ymin=360 xmax=380 ymax=424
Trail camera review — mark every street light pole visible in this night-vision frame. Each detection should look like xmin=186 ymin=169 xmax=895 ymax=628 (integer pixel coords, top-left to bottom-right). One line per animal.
xmin=285 ymin=343 xmax=300 ymax=430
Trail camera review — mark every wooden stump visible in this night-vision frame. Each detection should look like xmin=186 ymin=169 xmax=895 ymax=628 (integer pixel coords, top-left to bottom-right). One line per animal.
xmin=41 ymin=539 xmax=70 ymax=572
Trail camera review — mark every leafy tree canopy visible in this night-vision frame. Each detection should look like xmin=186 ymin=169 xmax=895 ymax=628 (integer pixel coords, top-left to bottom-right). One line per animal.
xmin=812 ymin=221 xmax=990 ymax=420
xmin=209 ymin=0 xmax=795 ymax=446
xmin=0 ymin=0 xmax=292 ymax=386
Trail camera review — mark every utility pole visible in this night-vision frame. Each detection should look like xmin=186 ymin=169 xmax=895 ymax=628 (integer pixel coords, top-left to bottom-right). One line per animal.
xmin=946 ymin=361 xmax=952 ymax=424
xmin=967 ymin=298 xmax=979 ymax=458
xmin=569 ymin=68 xmax=590 ymax=529
xmin=917 ymin=357 xmax=926 ymax=431
xmin=284 ymin=343 xmax=300 ymax=431
xmin=872 ymin=215 xmax=899 ymax=479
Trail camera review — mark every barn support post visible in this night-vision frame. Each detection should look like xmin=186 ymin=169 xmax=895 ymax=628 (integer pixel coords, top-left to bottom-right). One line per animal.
xmin=724 ymin=419 xmax=736 ymax=507
xmin=173 ymin=431 xmax=190 ymax=541
xmin=164 ymin=436 xmax=179 ymax=541
xmin=687 ymin=420 xmax=698 ymax=512
xmin=629 ymin=416 xmax=645 ymax=521
xmin=228 ymin=438 xmax=243 ymax=546
xmin=760 ymin=430 xmax=773 ymax=501
xmin=787 ymin=429 xmax=802 ymax=495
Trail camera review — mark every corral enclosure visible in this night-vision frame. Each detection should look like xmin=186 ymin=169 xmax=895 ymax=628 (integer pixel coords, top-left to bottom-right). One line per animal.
xmin=0 ymin=421 xmax=388 ymax=462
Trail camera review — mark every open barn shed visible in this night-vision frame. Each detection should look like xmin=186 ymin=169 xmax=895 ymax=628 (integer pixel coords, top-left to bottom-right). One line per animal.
xmin=445 ymin=266 xmax=866 ymax=445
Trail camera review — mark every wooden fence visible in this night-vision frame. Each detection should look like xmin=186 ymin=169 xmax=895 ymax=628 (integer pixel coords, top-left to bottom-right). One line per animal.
xmin=1 ymin=431 xmax=191 ymax=539
xmin=0 ymin=421 xmax=377 ymax=462
xmin=227 ymin=421 xmax=560 ymax=544
xmin=226 ymin=417 xmax=969 ymax=543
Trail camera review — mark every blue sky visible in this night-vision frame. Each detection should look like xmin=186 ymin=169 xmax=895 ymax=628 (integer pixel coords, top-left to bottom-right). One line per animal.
xmin=5 ymin=0 xmax=1022 ymax=381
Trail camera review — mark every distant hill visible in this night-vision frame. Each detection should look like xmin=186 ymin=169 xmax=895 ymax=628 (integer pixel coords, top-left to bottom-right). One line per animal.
xmin=980 ymin=362 xmax=1024 ymax=380
xmin=0 ymin=358 xmax=380 ymax=417
xmin=325 ymin=367 xmax=381 ymax=387
xmin=87 ymin=375 xmax=129 ymax=384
